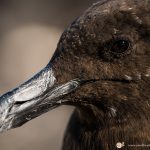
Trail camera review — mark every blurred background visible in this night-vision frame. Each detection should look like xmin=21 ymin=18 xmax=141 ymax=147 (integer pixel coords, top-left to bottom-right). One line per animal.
xmin=0 ymin=0 xmax=97 ymax=150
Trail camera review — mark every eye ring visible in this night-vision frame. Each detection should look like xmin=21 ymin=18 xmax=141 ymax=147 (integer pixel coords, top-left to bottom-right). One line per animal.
xmin=109 ymin=36 xmax=132 ymax=56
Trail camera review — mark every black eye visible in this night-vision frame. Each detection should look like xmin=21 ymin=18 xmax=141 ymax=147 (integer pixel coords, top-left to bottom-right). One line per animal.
xmin=110 ymin=39 xmax=130 ymax=54
xmin=99 ymin=37 xmax=132 ymax=61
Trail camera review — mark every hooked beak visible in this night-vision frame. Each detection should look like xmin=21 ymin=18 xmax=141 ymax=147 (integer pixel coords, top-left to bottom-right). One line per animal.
xmin=0 ymin=63 xmax=85 ymax=132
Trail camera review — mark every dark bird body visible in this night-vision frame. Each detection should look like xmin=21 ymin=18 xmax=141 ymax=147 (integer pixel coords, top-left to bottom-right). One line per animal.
xmin=0 ymin=0 xmax=149 ymax=150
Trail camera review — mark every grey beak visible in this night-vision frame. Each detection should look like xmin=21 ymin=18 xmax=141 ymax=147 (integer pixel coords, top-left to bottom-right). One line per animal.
xmin=0 ymin=63 xmax=81 ymax=132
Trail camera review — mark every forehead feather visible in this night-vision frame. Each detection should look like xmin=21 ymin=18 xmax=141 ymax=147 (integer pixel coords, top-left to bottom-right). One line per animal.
xmin=78 ymin=0 xmax=149 ymax=38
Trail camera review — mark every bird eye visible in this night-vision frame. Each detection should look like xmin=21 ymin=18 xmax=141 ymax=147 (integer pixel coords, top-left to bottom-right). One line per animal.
xmin=110 ymin=39 xmax=131 ymax=54
xmin=99 ymin=37 xmax=132 ymax=61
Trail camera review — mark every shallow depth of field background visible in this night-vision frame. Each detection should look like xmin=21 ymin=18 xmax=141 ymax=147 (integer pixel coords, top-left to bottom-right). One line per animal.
xmin=0 ymin=0 xmax=97 ymax=150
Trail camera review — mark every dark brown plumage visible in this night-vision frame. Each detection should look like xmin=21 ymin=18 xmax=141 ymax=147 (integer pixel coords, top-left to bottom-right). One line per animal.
xmin=51 ymin=0 xmax=150 ymax=149
xmin=0 ymin=0 xmax=149 ymax=150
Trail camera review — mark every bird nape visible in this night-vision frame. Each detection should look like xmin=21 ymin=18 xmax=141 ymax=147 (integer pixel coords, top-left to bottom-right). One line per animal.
xmin=0 ymin=0 xmax=149 ymax=150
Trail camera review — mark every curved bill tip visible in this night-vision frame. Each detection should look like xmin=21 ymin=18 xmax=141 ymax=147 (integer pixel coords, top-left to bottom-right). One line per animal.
xmin=0 ymin=64 xmax=82 ymax=132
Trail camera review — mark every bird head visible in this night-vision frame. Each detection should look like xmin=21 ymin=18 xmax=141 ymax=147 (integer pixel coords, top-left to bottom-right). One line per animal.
xmin=0 ymin=0 xmax=149 ymax=132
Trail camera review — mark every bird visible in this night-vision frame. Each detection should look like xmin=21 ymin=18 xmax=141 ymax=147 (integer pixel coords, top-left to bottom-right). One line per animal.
xmin=0 ymin=0 xmax=149 ymax=150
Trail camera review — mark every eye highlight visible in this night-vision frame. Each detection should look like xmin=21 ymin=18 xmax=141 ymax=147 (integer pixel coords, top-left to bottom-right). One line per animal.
xmin=99 ymin=36 xmax=133 ymax=61
xmin=110 ymin=39 xmax=130 ymax=54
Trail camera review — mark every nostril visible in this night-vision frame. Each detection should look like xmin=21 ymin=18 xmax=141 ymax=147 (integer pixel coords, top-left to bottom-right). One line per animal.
xmin=14 ymin=101 xmax=28 ymax=105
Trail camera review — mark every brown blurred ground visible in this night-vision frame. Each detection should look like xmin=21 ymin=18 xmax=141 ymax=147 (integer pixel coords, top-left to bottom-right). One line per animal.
xmin=0 ymin=0 xmax=97 ymax=150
